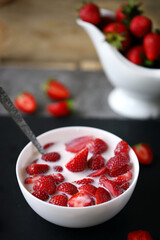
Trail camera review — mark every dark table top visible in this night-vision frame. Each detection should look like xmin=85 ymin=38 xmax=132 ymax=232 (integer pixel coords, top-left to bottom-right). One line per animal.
xmin=1 ymin=116 xmax=160 ymax=239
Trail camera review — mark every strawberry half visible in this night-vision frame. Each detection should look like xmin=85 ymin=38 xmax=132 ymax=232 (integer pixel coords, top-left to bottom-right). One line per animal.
xmin=65 ymin=147 xmax=88 ymax=172
xmin=49 ymin=194 xmax=68 ymax=206
xmin=79 ymin=184 xmax=97 ymax=196
xmin=88 ymin=154 xmax=105 ymax=170
xmin=114 ymin=140 xmax=130 ymax=156
xmin=46 ymin=100 xmax=73 ymax=117
xmin=65 ymin=136 xmax=93 ymax=153
xmin=79 ymin=3 xmax=100 ymax=25
xmin=32 ymin=190 xmax=49 ymax=201
xmin=14 ymin=92 xmax=37 ymax=114
xmin=95 ymin=187 xmax=111 ymax=204
xmin=88 ymin=138 xmax=108 ymax=155
xmin=41 ymin=152 xmax=60 ymax=162
xmin=33 ymin=175 xmax=56 ymax=195
xmin=57 ymin=182 xmax=78 ymax=195
xmin=112 ymin=171 xmax=132 ymax=185
xmin=107 ymin=164 xmax=132 ymax=177
xmin=44 ymin=79 xmax=70 ymax=100
xmin=88 ymin=166 xmax=107 ymax=178
xmin=68 ymin=192 xmax=95 ymax=207
xmin=26 ymin=164 xmax=49 ymax=175
xmin=132 ymin=143 xmax=153 ymax=164
xmin=127 ymin=230 xmax=153 ymax=240
xmin=99 ymin=175 xmax=123 ymax=197
xmin=106 ymin=154 xmax=130 ymax=176
xmin=24 ymin=175 xmax=41 ymax=184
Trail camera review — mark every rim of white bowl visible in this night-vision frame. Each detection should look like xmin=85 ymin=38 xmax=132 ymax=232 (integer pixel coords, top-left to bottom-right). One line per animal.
xmin=16 ymin=126 xmax=139 ymax=210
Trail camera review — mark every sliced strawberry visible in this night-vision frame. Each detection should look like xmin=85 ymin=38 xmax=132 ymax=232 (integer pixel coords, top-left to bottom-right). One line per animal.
xmin=14 ymin=92 xmax=37 ymax=114
xmin=57 ymin=182 xmax=78 ymax=195
xmin=88 ymin=138 xmax=108 ymax=155
xmin=52 ymin=173 xmax=65 ymax=184
xmin=121 ymin=182 xmax=130 ymax=190
xmin=79 ymin=184 xmax=97 ymax=196
xmin=127 ymin=230 xmax=153 ymax=240
xmin=32 ymin=190 xmax=49 ymax=201
xmin=53 ymin=166 xmax=63 ymax=172
xmin=44 ymin=79 xmax=70 ymax=100
xmin=68 ymin=192 xmax=95 ymax=207
xmin=95 ymin=187 xmax=111 ymax=204
xmin=26 ymin=164 xmax=49 ymax=175
xmin=65 ymin=147 xmax=88 ymax=172
xmin=24 ymin=175 xmax=41 ymax=184
xmin=43 ymin=142 xmax=54 ymax=150
xmin=106 ymin=154 xmax=130 ymax=175
xmin=114 ymin=140 xmax=130 ymax=156
xmin=88 ymin=166 xmax=107 ymax=178
xmin=88 ymin=154 xmax=105 ymax=170
xmin=107 ymin=163 xmax=132 ymax=177
xmin=49 ymin=194 xmax=68 ymax=206
xmin=73 ymin=178 xmax=94 ymax=185
xmin=41 ymin=152 xmax=60 ymax=162
xmin=65 ymin=136 xmax=93 ymax=153
xmin=132 ymin=143 xmax=153 ymax=165
xmin=112 ymin=171 xmax=132 ymax=185
xmin=99 ymin=175 xmax=123 ymax=197
xmin=33 ymin=175 xmax=56 ymax=195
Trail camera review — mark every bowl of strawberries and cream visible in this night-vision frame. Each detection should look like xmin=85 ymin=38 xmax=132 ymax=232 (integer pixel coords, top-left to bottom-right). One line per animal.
xmin=16 ymin=126 xmax=139 ymax=228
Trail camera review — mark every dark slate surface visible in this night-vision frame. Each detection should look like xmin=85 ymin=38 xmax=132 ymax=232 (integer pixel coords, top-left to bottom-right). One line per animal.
xmin=0 ymin=116 xmax=159 ymax=239
xmin=0 ymin=67 xmax=120 ymax=118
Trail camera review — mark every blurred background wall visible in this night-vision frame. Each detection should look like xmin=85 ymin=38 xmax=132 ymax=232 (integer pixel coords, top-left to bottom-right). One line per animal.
xmin=0 ymin=0 xmax=159 ymax=70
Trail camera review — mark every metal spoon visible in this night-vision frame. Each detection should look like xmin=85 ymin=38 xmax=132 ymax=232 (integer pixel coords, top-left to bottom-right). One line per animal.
xmin=0 ymin=86 xmax=45 ymax=155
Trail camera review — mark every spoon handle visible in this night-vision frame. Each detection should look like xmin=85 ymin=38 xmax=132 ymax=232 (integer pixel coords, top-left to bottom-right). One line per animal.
xmin=0 ymin=87 xmax=45 ymax=155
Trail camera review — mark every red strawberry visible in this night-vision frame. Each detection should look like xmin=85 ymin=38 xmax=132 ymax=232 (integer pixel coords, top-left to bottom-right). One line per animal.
xmin=106 ymin=154 xmax=130 ymax=175
xmin=79 ymin=184 xmax=97 ymax=196
xmin=121 ymin=182 xmax=130 ymax=190
xmin=43 ymin=142 xmax=54 ymax=150
xmin=57 ymin=182 xmax=78 ymax=195
xmin=88 ymin=138 xmax=108 ymax=155
xmin=73 ymin=178 xmax=94 ymax=185
xmin=132 ymin=143 xmax=153 ymax=164
xmin=103 ymin=22 xmax=131 ymax=51
xmin=49 ymin=194 xmax=68 ymax=206
xmin=95 ymin=187 xmax=111 ymax=204
xmin=126 ymin=45 xmax=145 ymax=65
xmin=41 ymin=152 xmax=60 ymax=162
xmin=127 ymin=230 xmax=153 ymax=240
xmin=108 ymin=163 xmax=132 ymax=177
xmin=130 ymin=15 xmax=152 ymax=38
xmin=99 ymin=175 xmax=123 ymax=197
xmin=68 ymin=192 xmax=95 ymax=207
xmin=26 ymin=164 xmax=49 ymax=175
xmin=98 ymin=15 xmax=115 ymax=31
xmin=44 ymin=79 xmax=70 ymax=100
xmin=143 ymin=33 xmax=160 ymax=61
xmin=14 ymin=92 xmax=37 ymax=114
xmin=24 ymin=175 xmax=41 ymax=184
xmin=114 ymin=140 xmax=130 ymax=157
xmin=88 ymin=154 xmax=105 ymax=170
xmin=32 ymin=190 xmax=49 ymax=201
xmin=52 ymin=173 xmax=64 ymax=184
xmin=88 ymin=166 xmax=107 ymax=178
xmin=65 ymin=136 xmax=93 ymax=153
xmin=47 ymin=100 xmax=73 ymax=117
xmin=33 ymin=175 xmax=56 ymax=195
xmin=53 ymin=166 xmax=63 ymax=172
xmin=65 ymin=147 xmax=88 ymax=172
xmin=112 ymin=171 xmax=132 ymax=185
xmin=116 ymin=6 xmax=126 ymax=22
xmin=79 ymin=3 xmax=100 ymax=25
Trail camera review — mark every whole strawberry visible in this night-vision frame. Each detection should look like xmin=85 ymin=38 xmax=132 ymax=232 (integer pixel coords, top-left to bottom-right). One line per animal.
xmin=46 ymin=100 xmax=73 ymax=117
xmin=126 ymin=45 xmax=144 ymax=65
xmin=143 ymin=32 xmax=160 ymax=61
xmin=130 ymin=15 xmax=152 ymax=38
xmin=103 ymin=22 xmax=131 ymax=52
xmin=79 ymin=3 xmax=100 ymax=25
xmin=14 ymin=92 xmax=37 ymax=114
xmin=127 ymin=230 xmax=153 ymax=240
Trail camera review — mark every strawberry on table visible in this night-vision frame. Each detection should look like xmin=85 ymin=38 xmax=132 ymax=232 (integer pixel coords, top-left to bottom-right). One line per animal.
xmin=26 ymin=164 xmax=49 ymax=175
xmin=126 ymin=45 xmax=145 ymax=65
xmin=95 ymin=187 xmax=111 ymax=204
xmin=68 ymin=192 xmax=95 ymax=207
xmin=65 ymin=147 xmax=88 ymax=172
xmin=65 ymin=136 xmax=93 ymax=153
xmin=79 ymin=3 xmax=100 ymax=25
xmin=49 ymin=194 xmax=68 ymax=206
xmin=46 ymin=100 xmax=73 ymax=117
xmin=130 ymin=15 xmax=152 ymax=38
xmin=43 ymin=79 xmax=70 ymax=100
xmin=33 ymin=175 xmax=56 ymax=195
xmin=14 ymin=92 xmax=37 ymax=114
xmin=132 ymin=143 xmax=153 ymax=164
xmin=143 ymin=32 xmax=160 ymax=61
xmin=57 ymin=182 xmax=78 ymax=195
xmin=127 ymin=230 xmax=153 ymax=240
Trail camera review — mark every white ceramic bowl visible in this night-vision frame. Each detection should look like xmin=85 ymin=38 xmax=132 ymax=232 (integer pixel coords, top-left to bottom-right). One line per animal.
xmin=16 ymin=126 xmax=139 ymax=228
xmin=77 ymin=9 xmax=160 ymax=119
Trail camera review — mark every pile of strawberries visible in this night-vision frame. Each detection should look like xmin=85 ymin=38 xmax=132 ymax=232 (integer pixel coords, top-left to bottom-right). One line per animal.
xmin=79 ymin=1 xmax=160 ymax=68
xmin=14 ymin=79 xmax=72 ymax=117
